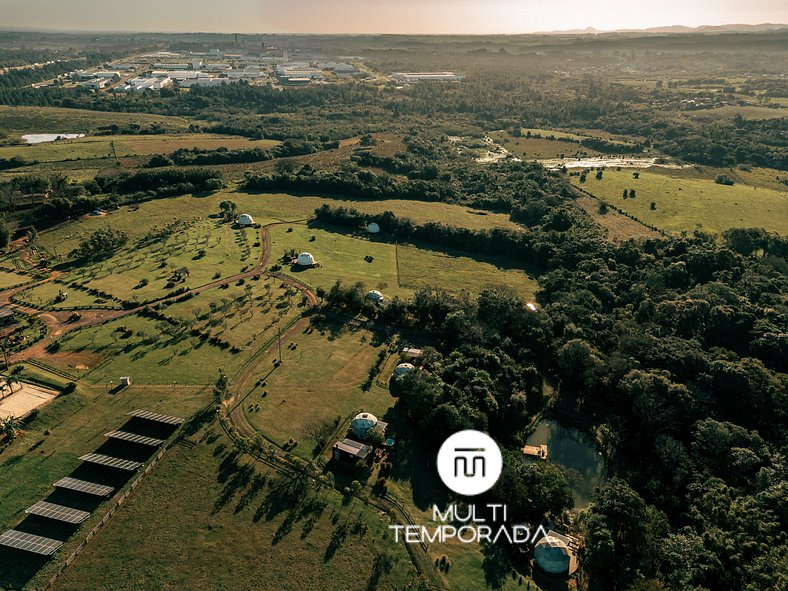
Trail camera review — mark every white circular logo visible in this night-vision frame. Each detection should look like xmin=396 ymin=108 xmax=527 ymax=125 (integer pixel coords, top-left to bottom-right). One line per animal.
xmin=437 ymin=430 xmax=502 ymax=496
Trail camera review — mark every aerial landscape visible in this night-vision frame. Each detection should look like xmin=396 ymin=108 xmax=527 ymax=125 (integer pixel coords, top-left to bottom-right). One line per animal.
xmin=0 ymin=1 xmax=785 ymax=590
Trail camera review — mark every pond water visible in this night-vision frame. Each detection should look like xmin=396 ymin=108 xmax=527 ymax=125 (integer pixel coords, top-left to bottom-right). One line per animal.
xmin=525 ymin=419 xmax=605 ymax=508
xmin=21 ymin=133 xmax=85 ymax=144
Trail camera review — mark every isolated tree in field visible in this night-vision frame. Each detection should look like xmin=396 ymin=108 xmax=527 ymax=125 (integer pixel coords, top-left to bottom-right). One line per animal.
xmin=622 ymin=189 xmax=628 ymax=198
xmin=598 ymin=202 xmax=609 ymax=215
xmin=633 ymin=172 xmax=640 ymax=179
xmin=595 ymin=169 xmax=603 ymax=180
xmin=219 ymin=200 xmax=237 ymax=223
xmin=629 ymin=188 xmax=636 ymax=198
xmin=650 ymin=202 xmax=657 ymax=210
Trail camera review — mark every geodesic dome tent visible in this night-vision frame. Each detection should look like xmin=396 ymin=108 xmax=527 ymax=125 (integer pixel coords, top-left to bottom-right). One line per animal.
xmin=366 ymin=222 xmax=381 ymax=234
xmin=366 ymin=290 xmax=384 ymax=303
xmin=534 ymin=535 xmax=578 ymax=575
xmin=296 ymin=252 xmax=315 ymax=266
xmin=351 ymin=412 xmax=378 ymax=437
xmin=237 ymin=214 xmax=255 ymax=226
xmin=393 ymin=363 xmax=415 ymax=378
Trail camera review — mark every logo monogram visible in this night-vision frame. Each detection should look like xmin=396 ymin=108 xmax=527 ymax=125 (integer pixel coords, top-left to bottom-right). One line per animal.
xmin=437 ymin=431 xmax=502 ymax=496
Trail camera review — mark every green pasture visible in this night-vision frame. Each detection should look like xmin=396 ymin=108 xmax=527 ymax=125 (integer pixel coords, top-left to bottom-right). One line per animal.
xmin=15 ymin=281 xmax=121 ymax=309
xmin=51 ymin=314 xmax=247 ymax=385
xmin=489 ymin=131 xmax=603 ymax=159
xmin=49 ymin=427 xmax=415 ymax=591
xmin=0 ymin=268 xmax=32 ymax=289
xmin=574 ymin=168 xmax=788 ymax=235
xmin=243 ymin=321 xmax=393 ymax=459
xmin=163 ymin=276 xmax=306 ymax=351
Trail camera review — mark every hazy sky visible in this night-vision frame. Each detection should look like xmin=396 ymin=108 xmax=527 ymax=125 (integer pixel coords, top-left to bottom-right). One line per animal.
xmin=1 ymin=0 xmax=787 ymax=34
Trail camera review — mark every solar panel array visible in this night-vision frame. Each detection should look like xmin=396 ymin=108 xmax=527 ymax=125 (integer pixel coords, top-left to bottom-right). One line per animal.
xmin=25 ymin=501 xmax=91 ymax=525
xmin=0 ymin=530 xmax=63 ymax=556
xmin=105 ymin=430 xmax=164 ymax=447
xmin=127 ymin=409 xmax=184 ymax=425
xmin=53 ymin=477 xmax=114 ymax=497
xmin=78 ymin=453 xmax=142 ymax=471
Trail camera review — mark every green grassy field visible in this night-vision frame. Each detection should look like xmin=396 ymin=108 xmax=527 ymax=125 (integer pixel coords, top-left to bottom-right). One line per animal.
xmin=0 ymin=268 xmax=32 ymax=289
xmin=243 ymin=322 xmax=393 ymax=459
xmin=15 ymin=281 xmax=121 ymax=309
xmin=49 ymin=314 xmax=247 ymax=385
xmin=57 ymin=218 xmax=262 ymax=303
xmin=0 ymin=134 xmax=279 ymax=163
xmin=0 ymin=383 xmax=208 ymax=590
xmin=573 ymin=168 xmax=788 ymax=235
xmin=489 ymin=131 xmax=600 ymax=159
xmin=0 ymin=106 xmax=192 ymax=140
xmin=270 ymin=222 xmax=538 ymax=299
xmin=48 ymin=426 xmax=415 ymax=591
xmin=163 ymin=276 xmax=306 ymax=351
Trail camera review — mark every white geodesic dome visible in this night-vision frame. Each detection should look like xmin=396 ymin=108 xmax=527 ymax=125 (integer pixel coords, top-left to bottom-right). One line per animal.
xmin=237 ymin=214 xmax=255 ymax=226
xmin=534 ymin=536 xmax=577 ymax=575
xmin=366 ymin=290 xmax=384 ymax=303
xmin=351 ymin=412 xmax=378 ymax=436
xmin=393 ymin=363 xmax=415 ymax=378
xmin=297 ymin=252 xmax=315 ymax=266
xmin=366 ymin=222 xmax=381 ymax=234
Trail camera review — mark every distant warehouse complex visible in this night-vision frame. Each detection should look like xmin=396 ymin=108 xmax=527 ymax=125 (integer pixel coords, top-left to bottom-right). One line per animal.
xmin=393 ymin=72 xmax=464 ymax=82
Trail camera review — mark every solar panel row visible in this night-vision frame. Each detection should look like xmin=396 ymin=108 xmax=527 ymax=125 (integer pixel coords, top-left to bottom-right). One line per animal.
xmin=78 ymin=453 xmax=142 ymax=471
xmin=105 ymin=430 xmax=165 ymax=447
xmin=25 ymin=501 xmax=91 ymax=525
xmin=53 ymin=477 xmax=114 ymax=497
xmin=127 ymin=409 xmax=184 ymax=425
xmin=0 ymin=530 xmax=63 ymax=556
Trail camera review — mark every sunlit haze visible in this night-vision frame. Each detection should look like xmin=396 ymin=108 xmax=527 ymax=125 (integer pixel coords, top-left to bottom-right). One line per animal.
xmin=1 ymin=0 xmax=787 ymax=33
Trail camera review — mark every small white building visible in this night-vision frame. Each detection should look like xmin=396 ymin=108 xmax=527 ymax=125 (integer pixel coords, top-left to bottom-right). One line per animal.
xmin=82 ymin=78 xmax=108 ymax=89
xmin=350 ymin=412 xmax=387 ymax=439
xmin=393 ymin=363 xmax=415 ymax=378
xmin=296 ymin=252 xmax=316 ymax=267
xmin=366 ymin=222 xmax=381 ymax=234
xmin=237 ymin=214 xmax=255 ymax=227
xmin=366 ymin=290 xmax=384 ymax=304
xmin=119 ymin=376 xmax=132 ymax=387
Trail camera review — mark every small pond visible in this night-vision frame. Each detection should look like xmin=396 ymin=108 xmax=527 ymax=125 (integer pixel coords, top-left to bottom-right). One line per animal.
xmin=525 ymin=419 xmax=605 ymax=508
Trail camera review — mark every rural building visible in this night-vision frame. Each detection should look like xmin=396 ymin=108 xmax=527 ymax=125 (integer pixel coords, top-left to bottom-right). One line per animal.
xmin=119 ymin=376 xmax=132 ymax=387
xmin=366 ymin=290 xmax=384 ymax=304
xmin=351 ymin=412 xmax=388 ymax=439
xmin=393 ymin=363 xmax=415 ymax=378
xmin=401 ymin=347 xmax=423 ymax=359
xmin=296 ymin=252 xmax=316 ymax=266
xmin=534 ymin=532 xmax=579 ymax=576
xmin=120 ymin=77 xmax=172 ymax=92
xmin=237 ymin=214 xmax=256 ymax=227
xmin=227 ymin=69 xmax=264 ymax=79
xmin=180 ymin=78 xmax=234 ymax=88
xmin=0 ymin=308 xmax=16 ymax=325
xmin=366 ymin=222 xmax=381 ymax=234
xmin=393 ymin=72 xmax=464 ymax=83
xmin=332 ymin=438 xmax=371 ymax=462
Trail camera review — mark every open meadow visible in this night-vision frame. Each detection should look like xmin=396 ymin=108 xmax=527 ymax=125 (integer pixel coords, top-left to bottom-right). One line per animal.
xmin=572 ymin=167 xmax=788 ymax=235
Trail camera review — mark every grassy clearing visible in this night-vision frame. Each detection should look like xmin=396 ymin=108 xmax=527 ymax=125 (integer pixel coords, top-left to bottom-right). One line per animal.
xmin=0 ymin=106 xmax=191 ymax=139
xmin=36 ymin=192 xmax=520 ymax=261
xmin=489 ymin=131 xmax=602 ymax=159
xmin=15 ymin=281 xmax=121 ymax=309
xmin=243 ymin=322 xmax=393 ymax=459
xmin=163 ymin=276 xmax=306 ymax=351
xmin=55 ymin=218 xmax=262 ymax=302
xmin=573 ymin=168 xmax=788 ymax=235
xmin=48 ymin=425 xmax=415 ymax=591
xmin=0 ymin=383 xmax=207 ymax=590
xmin=50 ymin=314 xmax=246 ymax=385
xmin=270 ymin=223 xmax=538 ymax=299
xmin=689 ymin=105 xmax=787 ymax=120
xmin=572 ymin=193 xmax=660 ymax=241
xmin=0 ymin=268 xmax=32 ymax=289
xmin=0 ymin=134 xmax=279 ymax=163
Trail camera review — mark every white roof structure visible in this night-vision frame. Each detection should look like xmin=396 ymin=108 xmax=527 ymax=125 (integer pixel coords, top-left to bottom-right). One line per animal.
xmin=366 ymin=222 xmax=381 ymax=234
xmin=534 ymin=535 xmax=578 ymax=575
xmin=297 ymin=252 xmax=315 ymax=266
xmin=238 ymin=213 xmax=255 ymax=226
xmin=366 ymin=290 xmax=384 ymax=303
xmin=393 ymin=363 xmax=415 ymax=378
xmin=351 ymin=412 xmax=378 ymax=436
